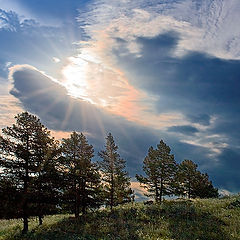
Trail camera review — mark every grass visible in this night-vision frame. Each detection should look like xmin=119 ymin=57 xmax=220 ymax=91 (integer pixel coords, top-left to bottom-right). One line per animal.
xmin=1 ymin=196 xmax=240 ymax=240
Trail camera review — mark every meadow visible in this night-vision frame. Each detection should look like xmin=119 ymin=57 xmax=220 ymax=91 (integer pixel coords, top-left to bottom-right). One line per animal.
xmin=1 ymin=196 xmax=240 ymax=240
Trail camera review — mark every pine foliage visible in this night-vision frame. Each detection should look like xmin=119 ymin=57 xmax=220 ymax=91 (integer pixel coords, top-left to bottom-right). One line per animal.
xmin=136 ymin=140 xmax=178 ymax=202
xmin=98 ymin=133 xmax=132 ymax=209
xmin=61 ymin=132 xmax=102 ymax=217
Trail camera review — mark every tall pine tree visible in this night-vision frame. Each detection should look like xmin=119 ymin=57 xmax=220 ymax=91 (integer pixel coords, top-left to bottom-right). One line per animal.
xmin=0 ymin=112 xmax=57 ymax=233
xmin=61 ymin=132 xmax=102 ymax=217
xmin=98 ymin=133 xmax=132 ymax=210
xmin=136 ymin=140 xmax=177 ymax=203
xmin=30 ymin=139 xmax=62 ymax=225
xmin=176 ymin=159 xmax=199 ymax=198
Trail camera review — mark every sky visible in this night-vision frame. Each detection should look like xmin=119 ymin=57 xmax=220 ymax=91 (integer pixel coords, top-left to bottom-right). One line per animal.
xmin=0 ymin=0 xmax=240 ymax=198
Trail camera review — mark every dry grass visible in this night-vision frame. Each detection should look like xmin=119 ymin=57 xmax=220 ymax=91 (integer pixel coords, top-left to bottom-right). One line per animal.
xmin=1 ymin=195 xmax=240 ymax=240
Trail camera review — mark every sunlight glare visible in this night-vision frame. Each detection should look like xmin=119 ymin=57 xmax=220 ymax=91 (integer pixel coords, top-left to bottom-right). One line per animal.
xmin=62 ymin=56 xmax=95 ymax=103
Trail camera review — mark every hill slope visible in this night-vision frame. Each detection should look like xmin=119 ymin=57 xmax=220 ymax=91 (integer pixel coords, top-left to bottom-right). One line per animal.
xmin=1 ymin=196 xmax=240 ymax=240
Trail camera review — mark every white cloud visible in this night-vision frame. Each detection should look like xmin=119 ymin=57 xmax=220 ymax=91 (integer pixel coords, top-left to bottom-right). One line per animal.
xmin=78 ymin=0 xmax=240 ymax=60
xmin=218 ymin=189 xmax=232 ymax=196
xmin=0 ymin=3 xmax=40 ymax=29
xmin=53 ymin=57 xmax=60 ymax=63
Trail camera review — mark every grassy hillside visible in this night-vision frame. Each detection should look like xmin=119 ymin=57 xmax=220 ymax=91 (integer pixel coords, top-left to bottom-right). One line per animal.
xmin=1 ymin=196 xmax=240 ymax=240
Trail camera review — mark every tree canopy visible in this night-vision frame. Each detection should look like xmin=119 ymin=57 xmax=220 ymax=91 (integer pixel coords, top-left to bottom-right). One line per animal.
xmin=61 ymin=132 xmax=102 ymax=217
xmin=136 ymin=140 xmax=177 ymax=203
xmin=98 ymin=133 xmax=132 ymax=209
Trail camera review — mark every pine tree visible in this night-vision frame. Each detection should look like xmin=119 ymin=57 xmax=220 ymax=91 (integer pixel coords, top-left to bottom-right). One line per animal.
xmin=176 ymin=159 xmax=198 ymax=198
xmin=30 ymin=140 xmax=62 ymax=225
xmin=0 ymin=112 xmax=57 ymax=233
xmin=98 ymin=133 xmax=132 ymax=210
xmin=61 ymin=132 xmax=102 ymax=217
xmin=176 ymin=159 xmax=218 ymax=198
xmin=136 ymin=140 xmax=177 ymax=203
xmin=192 ymin=172 xmax=219 ymax=198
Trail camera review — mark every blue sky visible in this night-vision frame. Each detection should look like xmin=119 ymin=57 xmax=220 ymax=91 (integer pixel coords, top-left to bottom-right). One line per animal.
xmin=1 ymin=0 xmax=240 ymax=197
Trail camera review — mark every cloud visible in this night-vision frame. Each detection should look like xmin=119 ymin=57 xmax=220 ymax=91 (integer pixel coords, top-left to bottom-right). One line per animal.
xmin=130 ymin=182 xmax=148 ymax=201
xmin=8 ymin=64 xmax=165 ymax=175
xmin=53 ymin=57 xmax=60 ymax=63
xmin=0 ymin=8 xmax=82 ymax=81
xmin=168 ymin=125 xmax=199 ymax=136
xmin=209 ymin=148 xmax=240 ymax=192
xmin=116 ymin=33 xmax=240 ymax=110
xmin=187 ymin=114 xmax=211 ymax=126
xmin=114 ymin=32 xmax=240 ymax=154
xmin=0 ymin=9 xmax=20 ymax=31
xmin=9 ymin=65 xmax=115 ymax=134
xmin=78 ymin=0 xmax=240 ymax=60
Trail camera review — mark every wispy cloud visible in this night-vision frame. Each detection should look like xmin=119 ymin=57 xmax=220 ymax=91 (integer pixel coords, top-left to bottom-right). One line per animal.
xmin=78 ymin=0 xmax=240 ymax=60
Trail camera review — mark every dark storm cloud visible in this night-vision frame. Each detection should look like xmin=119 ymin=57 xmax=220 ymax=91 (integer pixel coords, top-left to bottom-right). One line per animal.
xmin=209 ymin=148 xmax=240 ymax=192
xmin=187 ymin=114 xmax=211 ymax=126
xmin=114 ymin=32 xmax=240 ymax=141
xmin=168 ymin=125 xmax=199 ymax=136
xmin=115 ymin=32 xmax=240 ymax=115
xmin=113 ymin=31 xmax=240 ymax=191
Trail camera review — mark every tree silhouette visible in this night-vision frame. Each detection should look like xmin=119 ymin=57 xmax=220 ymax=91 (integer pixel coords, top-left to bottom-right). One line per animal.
xmin=0 ymin=112 xmax=56 ymax=233
xmin=192 ymin=172 xmax=219 ymax=198
xmin=98 ymin=133 xmax=132 ymax=210
xmin=30 ymin=140 xmax=62 ymax=225
xmin=176 ymin=159 xmax=199 ymax=198
xmin=61 ymin=132 xmax=102 ymax=217
xmin=136 ymin=140 xmax=177 ymax=203
xmin=176 ymin=159 xmax=218 ymax=198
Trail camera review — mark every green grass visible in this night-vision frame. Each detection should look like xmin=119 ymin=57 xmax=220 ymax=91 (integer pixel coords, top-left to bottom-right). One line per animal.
xmin=1 ymin=196 xmax=240 ymax=240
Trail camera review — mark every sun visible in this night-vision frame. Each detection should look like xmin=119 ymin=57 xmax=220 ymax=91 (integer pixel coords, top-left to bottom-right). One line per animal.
xmin=62 ymin=56 xmax=92 ymax=102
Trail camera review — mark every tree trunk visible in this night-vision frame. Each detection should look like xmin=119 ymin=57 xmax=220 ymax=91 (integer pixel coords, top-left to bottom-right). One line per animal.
xmin=22 ymin=138 xmax=29 ymax=234
xmin=38 ymin=215 xmax=43 ymax=225
xmin=22 ymin=215 xmax=28 ymax=234
xmin=75 ymin=192 xmax=80 ymax=218
xmin=159 ymin=180 xmax=163 ymax=204
xmin=188 ymin=179 xmax=191 ymax=199
xmin=110 ymin=182 xmax=114 ymax=210
xmin=82 ymin=180 xmax=86 ymax=215
xmin=155 ymin=183 xmax=159 ymax=202
xmin=82 ymin=203 xmax=86 ymax=215
xmin=22 ymin=189 xmax=28 ymax=234
xmin=110 ymin=173 xmax=114 ymax=211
